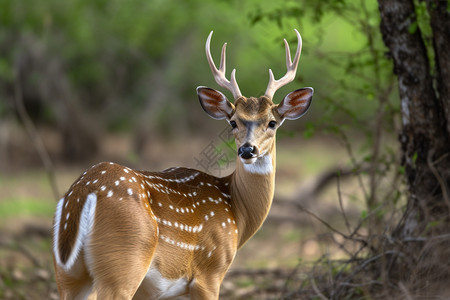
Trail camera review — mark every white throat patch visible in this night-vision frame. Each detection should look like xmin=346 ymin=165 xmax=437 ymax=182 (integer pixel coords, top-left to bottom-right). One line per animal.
xmin=242 ymin=154 xmax=273 ymax=175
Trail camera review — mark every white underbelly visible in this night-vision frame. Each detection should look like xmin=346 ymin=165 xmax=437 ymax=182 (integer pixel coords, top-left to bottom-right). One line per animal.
xmin=137 ymin=266 xmax=189 ymax=299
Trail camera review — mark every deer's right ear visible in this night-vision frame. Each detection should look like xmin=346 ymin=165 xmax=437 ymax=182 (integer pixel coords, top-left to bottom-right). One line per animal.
xmin=197 ymin=86 xmax=235 ymax=120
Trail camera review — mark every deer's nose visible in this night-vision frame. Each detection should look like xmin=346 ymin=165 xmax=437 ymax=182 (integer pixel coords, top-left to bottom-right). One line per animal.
xmin=238 ymin=143 xmax=257 ymax=159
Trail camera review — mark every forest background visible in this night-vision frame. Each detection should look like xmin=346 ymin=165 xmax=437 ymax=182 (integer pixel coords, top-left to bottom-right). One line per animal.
xmin=1 ymin=0 xmax=449 ymax=299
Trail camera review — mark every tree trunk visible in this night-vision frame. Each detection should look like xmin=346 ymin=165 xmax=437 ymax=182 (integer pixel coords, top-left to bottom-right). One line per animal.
xmin=378 ymin=0 xmax=450 ymax=237
xmin=427 ymin=0 xmax=450 ymax=136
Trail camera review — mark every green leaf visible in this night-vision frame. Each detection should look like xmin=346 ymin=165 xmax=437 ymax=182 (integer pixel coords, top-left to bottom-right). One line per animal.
xmin=412 ymin=152 xmax=418 ymax=163
xmin=360 ymin=210 xmax=367 ymax=219
xmin=408 ymin=21 xmax=418 ymax=34
xmin=303 ymin=123 xmax=315 ymax=139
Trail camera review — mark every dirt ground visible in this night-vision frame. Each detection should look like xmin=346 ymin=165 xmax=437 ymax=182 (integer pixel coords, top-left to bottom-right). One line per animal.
xmin=0 ymin=130 xmax=360 ymax=299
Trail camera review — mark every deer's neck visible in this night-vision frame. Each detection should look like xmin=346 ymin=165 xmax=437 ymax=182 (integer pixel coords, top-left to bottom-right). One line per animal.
xmin=229 ymin=143 xmax=276 ymax=249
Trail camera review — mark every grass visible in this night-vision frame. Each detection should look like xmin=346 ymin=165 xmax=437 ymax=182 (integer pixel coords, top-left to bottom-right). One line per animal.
xmin=0 ymin=196 xmax=54 ymax=220
xmin=0 ymin=135 xmax=370 ymax=299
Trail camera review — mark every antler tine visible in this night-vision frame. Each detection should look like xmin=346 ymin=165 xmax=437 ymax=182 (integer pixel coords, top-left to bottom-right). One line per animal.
xmin=264 ymin=29 xmax=303 ymax=100
xmin=205 ymin=31 xmax=242 ymax=100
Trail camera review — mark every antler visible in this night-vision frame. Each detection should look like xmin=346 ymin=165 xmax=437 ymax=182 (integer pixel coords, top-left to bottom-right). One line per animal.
xmin=264 ymin=29 xmax=302 ymax=100
xmin=205 ymin=31 xmax=242 ymax=100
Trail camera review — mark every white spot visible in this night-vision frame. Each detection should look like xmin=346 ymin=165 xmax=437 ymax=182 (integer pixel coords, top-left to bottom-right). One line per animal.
xmin=158 ymin=202 xmax=163 ymax=207
xmin=66 ymin=212 xmax=70 ymax=220
xmin=124 ymin=169 xmax=129 ymax=173
xmin=107 ymin=190 xmax=113 ymax=198
xmin=63 ymin=223 xmax=68 ymax=230
xmin=101 ymin=170 xmax=106 ymax=174
xmin=127 ymin=188 xmax=133 ymax=195
xmin=120 ymin=177 xmax=125 ymax=181
xmin=100 ymin=186 xmax=106 ymax=191
xmin=93 ymin=179 xmax=98 ymax=184
xmin=227 ymin=218 xmax=231 ymax=223
xmin=86 ymin=181 xmax=90 ymax=185
xmin=222 ymin=222 xmax=226 ymax=228
xmin=210 ymin=211 xmax=215 ymax=217
xmin=205 ymin=215 xmax=209 ymax=221
xmin=180 ymin=208 xmax=185 ymax=213
xmin=115 ymin=180 xmax=119 ymax=186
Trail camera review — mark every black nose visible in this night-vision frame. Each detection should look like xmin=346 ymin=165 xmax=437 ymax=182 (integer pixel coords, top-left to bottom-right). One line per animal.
xmin=238 ymin=143 xmax=256 ymax=159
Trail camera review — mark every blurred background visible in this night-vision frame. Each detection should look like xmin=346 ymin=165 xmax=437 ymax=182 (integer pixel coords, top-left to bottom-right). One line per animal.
xmin=0 ymin=0 xmax=405 ymax=298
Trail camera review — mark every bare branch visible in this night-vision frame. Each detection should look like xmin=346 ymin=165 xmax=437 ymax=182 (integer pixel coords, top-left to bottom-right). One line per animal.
xmin=13 ymin=69 xmax=60 ymax=200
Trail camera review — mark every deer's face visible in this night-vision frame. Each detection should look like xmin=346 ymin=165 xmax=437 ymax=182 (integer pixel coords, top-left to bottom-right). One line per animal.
xmin=197 ymin=87 xmax=313 ymax=165
xmin=229 ymin=96 xmax=278 ymax=164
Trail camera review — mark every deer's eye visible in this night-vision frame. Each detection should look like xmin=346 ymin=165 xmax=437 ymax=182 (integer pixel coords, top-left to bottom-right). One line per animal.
xmin=268 ymin=120 xmax=277 ymax=129
xmin=230 ymin=120 xmax=237 ymax=129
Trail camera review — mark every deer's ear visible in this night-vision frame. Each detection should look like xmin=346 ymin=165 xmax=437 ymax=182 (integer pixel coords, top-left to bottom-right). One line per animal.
xmin=197 ymin=87 xmax=235 ymax=120
xmin=276 ymin=87 xmax=313 ymax=120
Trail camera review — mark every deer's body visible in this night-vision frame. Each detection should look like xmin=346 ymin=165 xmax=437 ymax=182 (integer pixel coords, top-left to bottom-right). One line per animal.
xmin=53 ymin=30 xmax=313 ymax=299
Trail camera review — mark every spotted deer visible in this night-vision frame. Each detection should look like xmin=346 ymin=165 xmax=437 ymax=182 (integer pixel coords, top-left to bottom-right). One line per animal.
xmin=52 ymin=29 xmax=313 ymax=299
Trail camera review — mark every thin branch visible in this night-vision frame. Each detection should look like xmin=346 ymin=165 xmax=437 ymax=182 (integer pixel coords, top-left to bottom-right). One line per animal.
xmin=427 ymin=149 xmax=450 ymax=212
xmin=311 ymin=276 xmax=329 ymax=300
xmin=296 ymin=204 xmax=368 ymax=247
xmin=0 ymin=240 xmax=41 ymax=268
xmin=13 ymin=70 xmax=60 ymax=200
xmin=337 ymin=174 xmax=352 ymax=234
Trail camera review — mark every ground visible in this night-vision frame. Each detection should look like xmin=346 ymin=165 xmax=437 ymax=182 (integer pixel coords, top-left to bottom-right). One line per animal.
xmin=0 ymin=130 xmax=361 ymax=299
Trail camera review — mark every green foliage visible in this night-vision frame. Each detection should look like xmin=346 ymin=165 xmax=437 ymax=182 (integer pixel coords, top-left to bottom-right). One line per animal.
xmin=0 ymin=0 xmax=399 ymax=134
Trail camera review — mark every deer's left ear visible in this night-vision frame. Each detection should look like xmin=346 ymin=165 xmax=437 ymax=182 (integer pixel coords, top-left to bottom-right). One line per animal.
xmin=197 ymin=86 xmax=235 ymax=120
xmin=276 ymin=87 xmax=313 ymax=120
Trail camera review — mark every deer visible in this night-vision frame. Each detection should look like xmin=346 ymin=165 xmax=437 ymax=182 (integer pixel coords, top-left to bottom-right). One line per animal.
xmin=52 ymin=29 xmax=313 ymax=299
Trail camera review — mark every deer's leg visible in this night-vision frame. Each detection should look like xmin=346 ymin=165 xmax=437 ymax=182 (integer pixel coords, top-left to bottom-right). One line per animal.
xmin=189 ymin=277 xmax=222 ymax=300
xmin=87 ymin=197 xmax=159 ymax=299
xmin=54 ymin=251 xmax=94 ymax=300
